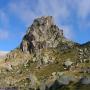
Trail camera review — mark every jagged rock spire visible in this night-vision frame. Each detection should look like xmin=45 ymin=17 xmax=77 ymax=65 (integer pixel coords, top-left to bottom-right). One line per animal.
xmin=20 ymin=16 xmax=64 ymax=53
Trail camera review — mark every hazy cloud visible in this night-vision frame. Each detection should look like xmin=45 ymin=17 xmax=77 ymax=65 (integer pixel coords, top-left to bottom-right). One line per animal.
xmin=60 ymin=25 xmax=74 ymax=40
xmin=77 ymin=0 xmax=90 ymax=19
xmin=8 ymin=0 xmax=73 ymax=39
xmin=0 ymin=30 xmax=9 ymax=40
xmin=7 ymin=0 xmax=90 ymax=40
xmin=0 ymin=10 xmax=9 ymax=27
xmin=8 ymin=1 xmax=36 ymax=26
xmin=8 ymin=0 xmax=70 ymax=25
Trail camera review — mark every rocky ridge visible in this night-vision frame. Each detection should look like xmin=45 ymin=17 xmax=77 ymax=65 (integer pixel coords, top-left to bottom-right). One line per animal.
xmin=20 ymin=16 xmax=64 ymax=54
xmin=0 ymin=16 xmax=90 ymax=90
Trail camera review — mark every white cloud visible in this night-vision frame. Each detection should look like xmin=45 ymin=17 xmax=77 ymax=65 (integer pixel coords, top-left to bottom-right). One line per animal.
xmin=8 ymin=0 xmax=74 ymax=39
xmin=60 ymin=0 xmax=90 ymax=20
xmin=37 ymin=0 xmax=70 ymax=19
xmin=8 ymin=1 xmax=36 ymax=26
xmin=77 ymin=0 xmax=90 ymax=19
xmin=60 ymin=25 xmax=74 ymax=40
xmin=0 ymin=10 xmax=10 ymax=40
xmin=8 ymin=0 xmax=70 ymax=26
xmin=0 ymin=10 xmax=9 ymax=27
xmin=0 ymin=30 xmax=9 ymax=40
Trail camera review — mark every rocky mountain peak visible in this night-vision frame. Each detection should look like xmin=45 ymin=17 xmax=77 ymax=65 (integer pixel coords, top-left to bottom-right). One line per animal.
xmin=20 ymin=16 xmax=64 ymax=53
xmin=0 ymin=16 xmax=90 ymax=90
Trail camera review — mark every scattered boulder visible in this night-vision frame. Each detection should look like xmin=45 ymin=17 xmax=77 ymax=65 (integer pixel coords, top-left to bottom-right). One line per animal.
xmin=63 ymin=60 xmax=73 ymax=70
xmin=29 ymin=74 xmax=40 ymax=89
xmin=40 ymin=80 xmax=47 ymax=90
xmin=80 ymin=76 xmax=90 ymax=85
xmin=57 ymin=75 xmax=77 ymax=85
xmin=5 ymin=62 xmax=13 ymax=71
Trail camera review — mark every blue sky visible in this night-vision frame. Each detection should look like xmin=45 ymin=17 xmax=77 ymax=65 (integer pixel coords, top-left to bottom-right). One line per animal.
xmin=0 ymin=0 xmax=90 ymax=51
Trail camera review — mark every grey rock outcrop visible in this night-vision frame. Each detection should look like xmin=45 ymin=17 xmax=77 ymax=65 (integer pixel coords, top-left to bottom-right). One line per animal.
xmin=20 ymin=16 xmax=64 ymax=54
xmin=80 ymin=76 xmax=90 ymax=84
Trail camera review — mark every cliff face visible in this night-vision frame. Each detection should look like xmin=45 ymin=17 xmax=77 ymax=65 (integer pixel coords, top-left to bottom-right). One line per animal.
xmin=20 ymin=16 xmax=64 ymax=53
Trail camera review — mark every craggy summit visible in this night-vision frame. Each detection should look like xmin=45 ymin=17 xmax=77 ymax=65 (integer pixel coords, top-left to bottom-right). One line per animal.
xmin=0 ymin=16 xmax=90 ymax=90
xmin=20 ymin=16 xmax=64 ymax=54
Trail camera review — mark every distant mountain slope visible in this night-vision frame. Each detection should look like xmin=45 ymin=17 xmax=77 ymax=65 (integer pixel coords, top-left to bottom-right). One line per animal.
xmin=0 ymin=51 xmax=8 ymax=59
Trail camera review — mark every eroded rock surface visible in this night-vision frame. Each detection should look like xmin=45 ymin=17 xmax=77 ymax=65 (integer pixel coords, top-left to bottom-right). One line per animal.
xmin=20 ymin=16 xmax=64 ymax=54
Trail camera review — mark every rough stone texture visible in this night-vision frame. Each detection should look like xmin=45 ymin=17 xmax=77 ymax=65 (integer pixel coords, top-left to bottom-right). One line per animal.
xmin=64 ymin=60 xmax=73 ymax=67
xmin=80 ymin=77 xmax=90 ymax=84
xmin=29 ymin=74 xmax=39 ymax=89
xmin=20 ymin=16 xmax=64 ymax=53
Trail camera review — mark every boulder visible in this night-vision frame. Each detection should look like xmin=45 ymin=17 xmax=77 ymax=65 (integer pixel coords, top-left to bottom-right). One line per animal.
xmin=80 ymin=77 xmax=90 ymax=84
xmin=63 ymin=60 xmax=73 ymax=69
xmin=57 ymin=75 xmax=77 ymax=85
xmin=29 ymin=74 xmax=40 ymax=89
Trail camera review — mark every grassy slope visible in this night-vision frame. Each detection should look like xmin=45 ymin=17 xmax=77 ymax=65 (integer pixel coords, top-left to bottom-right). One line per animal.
xmin=0 ymin=47 xmax=89 ymax=90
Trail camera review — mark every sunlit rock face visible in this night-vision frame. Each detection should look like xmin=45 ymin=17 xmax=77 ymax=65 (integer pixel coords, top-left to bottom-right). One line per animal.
xmin=20 ymin=16 xmax=64 ymax=53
